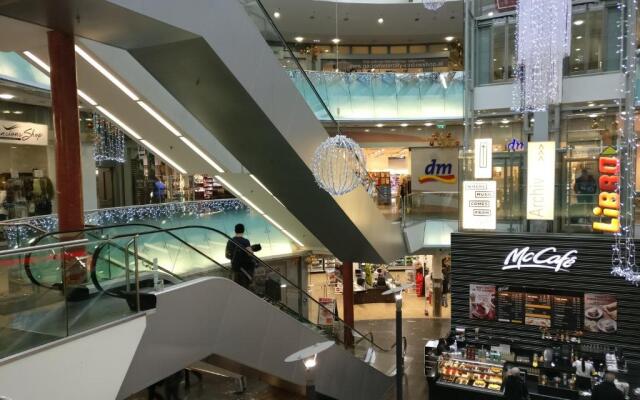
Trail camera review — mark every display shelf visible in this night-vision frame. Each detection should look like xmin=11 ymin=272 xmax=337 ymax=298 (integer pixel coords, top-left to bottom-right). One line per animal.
xmin=437 ymin=358 xmax=504 ymax=393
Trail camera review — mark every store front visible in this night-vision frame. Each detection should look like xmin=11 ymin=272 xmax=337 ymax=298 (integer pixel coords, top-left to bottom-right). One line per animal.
xmin=430 ymin=232 xmax=639 ymax=399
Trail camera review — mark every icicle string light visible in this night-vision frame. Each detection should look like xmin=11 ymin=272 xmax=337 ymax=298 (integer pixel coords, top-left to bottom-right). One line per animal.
xmin=93 ymin=112 xmax=125 ymax=163
xmin=422 ymin=0 xmax=446 ymax=11
xmin=512 ymin=0 xmax=572 ymax=112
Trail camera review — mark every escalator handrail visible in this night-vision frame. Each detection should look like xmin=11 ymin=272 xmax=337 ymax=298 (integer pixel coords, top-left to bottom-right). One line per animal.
xmin=101 ymin=224 xmax=389 ymax=352
xmin=22 ymin=223 xmax=221 ymax=290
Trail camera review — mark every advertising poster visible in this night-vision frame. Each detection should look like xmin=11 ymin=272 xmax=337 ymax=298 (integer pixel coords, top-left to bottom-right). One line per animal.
xmin=584 ymin=293 xmax=617 ymax=333
xmin=411 ymin=147 xmax=459 ymax=192
xmin=317 ymin=297 xmax=337 ymax=326
xmin=526 ymin=141 xmax=556 ymax=220
xmin=474 ymin=138 xmax=493 ymax=179
xmin=469 ymin=284 xmax=496 ymax=320
xmin=462 ymin=180 xmax=497 ymax=230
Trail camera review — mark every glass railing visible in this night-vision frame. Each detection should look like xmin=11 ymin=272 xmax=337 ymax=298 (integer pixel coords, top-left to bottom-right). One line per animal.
xmin=290 ymin=70 xmax=464 ymax=121
xmin=0 ymin=238 xmax=141 ymax=359
xmin=402 ymin=192 xmax=459 ymax=250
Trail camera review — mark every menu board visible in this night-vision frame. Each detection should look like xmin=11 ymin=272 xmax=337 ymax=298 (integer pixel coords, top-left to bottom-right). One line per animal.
xmin=551 ymin=294 xmax=583 ymax=331
xmin=469 ymin=284 xmax=496 ymax=320
xmin=584 ymin=293 xmax=618 ymax=333
xmin=524 ymin=293 xmax=552 ymax=328
xmin=497 ymin=286 xmax=525 ymax=324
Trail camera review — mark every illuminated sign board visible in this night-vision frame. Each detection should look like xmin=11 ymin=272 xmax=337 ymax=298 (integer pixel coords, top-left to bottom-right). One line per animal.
xmin=593 ymin=147 xmax=620 ymax=233
xmin=526 ymin=142 xmax=555 ymax=220
xmin=474 ymin=138 xmax=493 ymax=179
xmin=463 ymin=180 xmax=496 ymax=230
xmin=411 ymin=147 xmax=458 ymax=192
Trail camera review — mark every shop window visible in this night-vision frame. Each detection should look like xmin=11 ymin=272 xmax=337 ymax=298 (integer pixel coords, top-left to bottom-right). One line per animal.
xmin=429 ymin=44 xmax=449 ymax=53
xmin=390 ymin=45 xmax=408 ymax=54
xmin=492 ymin=19 xmax=507 ymax=81
xmin=351 ymin=46 xmax=369 ymax=55
xmin=569 ymin=3 xmax=618 ymax=75
xmin=371 ymin=46 xmax=388 ymax=55
xmin=409 ymin=45 xmax=428 ymax=54
xmin=475 ymin=25 xmax=492 ymax=85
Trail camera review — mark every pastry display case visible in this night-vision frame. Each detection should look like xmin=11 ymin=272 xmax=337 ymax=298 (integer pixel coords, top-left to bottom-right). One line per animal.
xmin=437 ymin=358 xmax=504 ymax=394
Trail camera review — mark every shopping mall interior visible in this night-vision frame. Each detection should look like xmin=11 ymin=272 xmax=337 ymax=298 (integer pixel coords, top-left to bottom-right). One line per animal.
xmin=0 ymin=0 xmax=638 ymax=399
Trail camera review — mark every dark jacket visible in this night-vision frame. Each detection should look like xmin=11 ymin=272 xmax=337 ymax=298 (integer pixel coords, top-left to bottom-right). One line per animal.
xmin=504 ymin=375 xmax=529 ymax=400
xmin=592 ymin=381 xmax=624 ymax=400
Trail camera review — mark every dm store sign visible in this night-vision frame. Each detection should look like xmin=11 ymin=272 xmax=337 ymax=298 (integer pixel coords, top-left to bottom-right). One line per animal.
xmin=411 ymin=147 xmax=458 ymax=192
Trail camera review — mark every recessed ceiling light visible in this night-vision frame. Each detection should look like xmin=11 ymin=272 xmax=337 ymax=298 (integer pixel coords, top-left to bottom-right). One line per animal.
xmin=444 ymin=36 xmax=455 ymax=42
xmin=589 ymin=113 xmax=599 ymax=118
xmin=332 ymin=38 xmax=341 ymax=44
xmin=0 ymin=94 xmax=15 ymax=100
xmin=13 ymin=110 xmax=23 ymax=115
xmin=500 ymin=119 xmax=509 ymax=124
xmin=273 ymin=11 xmax=281 ymax=18
xmin=313 ymin=39 xmax=320 ymax=43
xmin=443 ymin=48 xmax=449 ymax=51
xmin=575 ymin=48 xmax=581 ymax=52
xmin=574 ymin=19 xmax=584 ymax=26
xmin=2 ymin=110 xmax=10 ymax=114
xmin=364 ymin=129 xmax=370 ymax=132
xmin=75 ymin=45 xmax=139 ymax=101
xmin=576 ymin=36 xmax=583 ymax=39
xmin=588 ymin=103 xmax=595 ymax=107
xmin=475 ymin=120 xmax=484 ymax=125
xmin=376 ymin=123 xmax=384 ymax=128
xmin=377 ymin=17 xmax=384 ymax=24
xmin=424 ymin=122 xmax=434 ymax=127
xmin=417 ymin=128 xmax=422 ymax=131
xmin=23 ymin=51 xmax=51 ymax=73
xmin=401 ymin=123 xmax=408 ymax=127
xmin=488 ymin=12 xmax=494 ymax=17
xmin=294 ymin=36 xmax=304 ymax=43
xmin=390 ymin=128 xmax=396 ymax=132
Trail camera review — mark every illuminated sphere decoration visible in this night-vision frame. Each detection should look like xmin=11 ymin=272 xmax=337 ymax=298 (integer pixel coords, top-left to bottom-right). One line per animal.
xmin=312 ymin=135 xmax=366 ymax=196
xmin=422 ymin=0 xmax=446 ymax=11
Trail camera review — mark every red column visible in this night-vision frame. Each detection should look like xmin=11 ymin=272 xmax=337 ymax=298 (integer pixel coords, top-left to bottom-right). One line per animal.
xmin=48 ymin=31 xmax=85 ymax=284
xmin=342 ymin=261 xmax=354 ymax=347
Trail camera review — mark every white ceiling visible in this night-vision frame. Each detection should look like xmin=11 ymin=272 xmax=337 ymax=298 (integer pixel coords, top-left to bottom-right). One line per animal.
xmin=261 ymin=0 xmax=463 ymax=44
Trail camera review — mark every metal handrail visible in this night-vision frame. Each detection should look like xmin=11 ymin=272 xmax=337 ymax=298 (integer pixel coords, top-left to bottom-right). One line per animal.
xmin=96 ymin=224 xmax=390 ymax=353
xmin=0 ymin=238 xmax=89 ymax=256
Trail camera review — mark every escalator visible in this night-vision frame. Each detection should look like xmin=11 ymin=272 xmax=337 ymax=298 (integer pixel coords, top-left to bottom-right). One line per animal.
xmin=9 ymin=224 xmax=395 ymax=399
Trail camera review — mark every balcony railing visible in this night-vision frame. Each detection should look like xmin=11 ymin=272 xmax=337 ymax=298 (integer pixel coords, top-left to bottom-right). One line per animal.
xmin=288 ymin=70 xmax=464 ymax=121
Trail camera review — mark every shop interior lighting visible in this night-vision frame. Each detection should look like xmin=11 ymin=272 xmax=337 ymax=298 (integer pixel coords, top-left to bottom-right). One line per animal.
xmin=140 ymin=139 xmax=186 ymax=174
xmin=13 ymin=111 xmax=22 ymax=115
xmin=273 ymin=11 xmax=281 ymax=18
xmin=377 ymin=17 xmax=384 ymax=24
xmin=444 ymin=36 xmax=455 ymax=42
xmin=74 ymin=45 xmax=139 ymax=101
xmin=400 ymin=123 xmax=409 ymax=127
xmin=2 ymin=110 xmax=9 ymax=114
xmin=0 ymin=93 xmax=15 ymax=100
xmin=23 ymin=51 xmax=51 ymax=73
xmin=376 ymin=123 xmax=384 ymax=128
xmin=77 ymin=90 xmax=98 ymax=106
xmin=424 ymin=122 xmax=434 ymax=127
xmin=588 ymin=113 xmax=599 ymax=118
xmin=573 ymin=19 xmax=584 ymax=26
xmin=137 ymin=101 xmax=182 ymax=137
xmin=294 ymin=36 xmax=304 ymax=43
xmin=332 ymin=38 xmax=341 ymax=44
xmin=179 ymin=137 xmax=224 ymax=173
xmin=96 ymin=106 xmax=142 ymax=140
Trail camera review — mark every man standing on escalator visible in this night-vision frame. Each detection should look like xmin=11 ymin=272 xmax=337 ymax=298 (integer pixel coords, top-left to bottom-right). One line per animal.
xmin=225 ymin=223 xmax=255 ymax=290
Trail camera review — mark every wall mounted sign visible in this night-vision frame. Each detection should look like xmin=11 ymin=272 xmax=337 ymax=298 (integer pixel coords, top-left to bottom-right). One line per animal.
xmin=474 ymin=138 xmax=493 ymax=179
xmin=506 ymin=138 xmax=525 ymax=152
xmin=526 ymin=141 xmax=555 ymax=220
xmin=0 ymin=120 xmax=48 ymax=146
xmin=496 ymin=0 xmax=517 ymax=11
xmin=592 ymin=146 xmax=620 ymax=233
xmin=463 ymin=180 xmax=496 ymax=230
xmin=503 ymin=247 xmax=578 ymax=272
xmin=411 ymin=147 xmax=458 ymax=192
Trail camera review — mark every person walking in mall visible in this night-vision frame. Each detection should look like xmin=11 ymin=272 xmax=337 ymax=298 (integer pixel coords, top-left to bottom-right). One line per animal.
xmin=225 ymin=223 xmax=255 ymax=290
xmin=504 ymin=367 xmax=529 ymax=400
xmin=153 ymin=176 xmax=166 ymax=203
xmin=592 ymin=371 xmax=624 ymax=400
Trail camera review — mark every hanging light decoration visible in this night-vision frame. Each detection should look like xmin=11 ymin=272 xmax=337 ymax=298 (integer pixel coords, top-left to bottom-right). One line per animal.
xmin=93 ymin=112 xmax=125 ymax=163
xmin=312 ymin=135 xmax=367 ymax=196
xmin=422 ymin=0 xmax=446 ymax=11
xmin=512 ymin=0 xmax=572 ymax=112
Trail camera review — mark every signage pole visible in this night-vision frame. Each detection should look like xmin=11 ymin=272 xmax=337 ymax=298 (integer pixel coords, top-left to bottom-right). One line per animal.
xmin=396 ymin=297 xmax=403 ymax=400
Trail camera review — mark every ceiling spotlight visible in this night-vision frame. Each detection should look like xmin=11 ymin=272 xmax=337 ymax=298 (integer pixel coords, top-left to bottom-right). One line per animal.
xmin=573 ymin=19 xmax=584 ymax=26
xmin=0 ymin=93 xmax=15 ymax=100
xmin=475 ymin=120 xmax=484 ymax=125
xmin=376 ymin=123 xmax=384 ymax=128
xmin=294 ymin=36 xmax=304 ymax=43
xmin=417 ymin=128 xmax=423 ymax=131
xmin=424 ymin=122 xmax=434 ymax=127
xmin=444 ymin=36 xmax=455 ymax=42
xmin=377 ymin=17 xmax=384 ymax=24
xmin=273 ymin=11 xmax=281 ymax=18
xmin=443 ymin=48 xmax=449 ymax=51
xmin=576 ymin=36 xmax=583 ymax=39
xmin=364 ymin=129 xmax=370 ymax=132
xmin=500 ymin=119 xmax=510 ymax=124
xmin=588 ymin=103 xmax=595 ymax=107
xmin=488 ymin=12 xmax=494 ymax=17
xmin=13 ymin=110 xmax=23 ymax=114
xmin=313 ymin=39 xmax=320 ymax=43
xmin=400 ymin=123 xmax=409 ymax=127
xmin=332 ymin=38 xmax=341 ymax=44
xmin=588 ymin=113 xmax=599 ymax=118
xmin=2 ymin=110 xmax=10 ymax=114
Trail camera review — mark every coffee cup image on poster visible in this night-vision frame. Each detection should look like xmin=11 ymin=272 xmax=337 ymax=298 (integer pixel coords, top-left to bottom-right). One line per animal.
xmin=469 ymin=284 xmax=496 ymax=320
xmin=584 ymin=293 xmax=617 ymax=333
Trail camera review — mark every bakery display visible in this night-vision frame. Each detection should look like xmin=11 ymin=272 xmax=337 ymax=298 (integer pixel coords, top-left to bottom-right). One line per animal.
xmin=438 ymin=359 xmax=503 ymax=392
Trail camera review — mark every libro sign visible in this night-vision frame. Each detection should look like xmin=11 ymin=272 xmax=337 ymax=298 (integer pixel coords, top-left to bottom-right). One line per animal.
xmin=411 ymin=147 xmax=458 ymax=192
xmin=592 ymin=146 xmax=620 ymax=233
xmin=503 ymin=247 xmax=578 ymax=273
xmin=0 ymin=120 xmax=48 ymax=146
xmin=474 ymin=138 xmax=492 ymax=179
xmin=526 ymin=141 xmax=555 ymax=220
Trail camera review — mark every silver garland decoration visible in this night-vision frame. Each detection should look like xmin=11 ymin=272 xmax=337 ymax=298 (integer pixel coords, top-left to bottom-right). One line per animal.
xmin=512 ymin=0 xmax=572 ymax=112
xmin=93 ymin=112 xmax=125 ymax=163
xmin=422 ymin=0 xmax=446 ymax=11
xmin=611 ymin=0 xmax=639 ymax=284
xmin=312 ymin=135 xmax=368 ymax=196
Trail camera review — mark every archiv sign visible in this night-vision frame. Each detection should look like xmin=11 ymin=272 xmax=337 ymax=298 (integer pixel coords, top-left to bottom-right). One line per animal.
xmin=503 ymin=247 xmax=578 ymax=273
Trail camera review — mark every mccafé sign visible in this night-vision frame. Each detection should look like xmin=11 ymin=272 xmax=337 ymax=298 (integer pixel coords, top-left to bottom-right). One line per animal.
xmin=593 ymin=147 xmax=620 ymax=233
